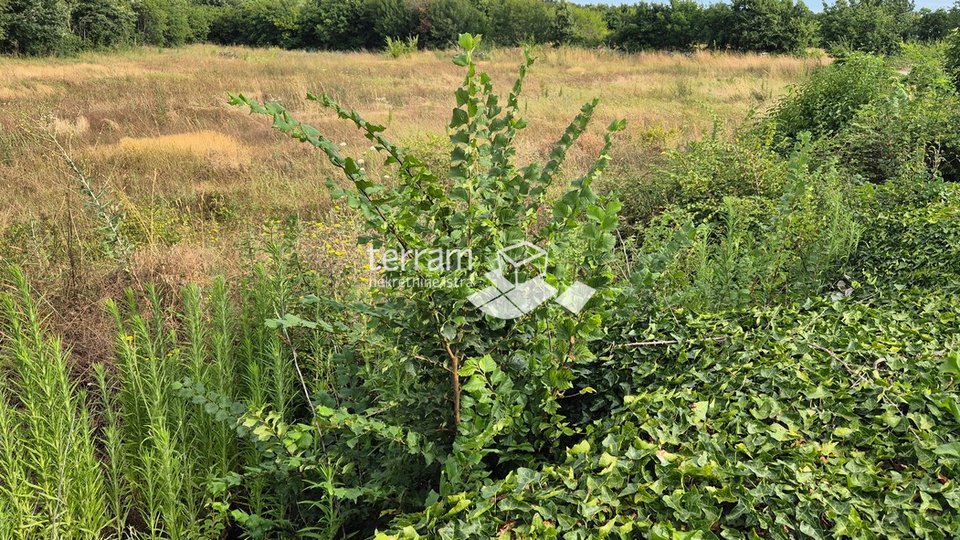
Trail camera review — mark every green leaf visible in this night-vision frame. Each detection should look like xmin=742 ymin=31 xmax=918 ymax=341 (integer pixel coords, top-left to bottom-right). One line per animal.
xmin=457 ymin=33 xmax=475 ymax=51
xmin=934 ymin=441 xmax=960 ymax=458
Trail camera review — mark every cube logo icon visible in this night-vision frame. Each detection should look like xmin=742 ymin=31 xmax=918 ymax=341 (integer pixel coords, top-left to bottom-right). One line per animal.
xmin=497 ymin=241 xmax=548 ymax=286
xmin=468 ymin=241 xmax=597 ymax=319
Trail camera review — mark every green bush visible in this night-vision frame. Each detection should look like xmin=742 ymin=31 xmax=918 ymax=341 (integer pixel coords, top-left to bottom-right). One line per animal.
xmin=385 ymin=35 xmax=418 ymax=57
xmin=229 ymin=33 xmax=625 ymax=535
xmin=831 ymin=76 xmax=960 ymax=183
xmin=765 ymin=53 xmax=895 ymax=145
xmin=631 ymin=137 xmax=860 ymax=310
xmin=617 ymin=130 xmax=790 ymax=228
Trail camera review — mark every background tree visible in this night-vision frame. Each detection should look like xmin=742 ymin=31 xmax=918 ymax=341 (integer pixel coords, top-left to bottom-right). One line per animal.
xmin=163 ymin=0 xmax=195 ymax=46
xmin=486 ymin=0 xmax=553 ymax=46
xmin=1 ymin=0 xmax=72 ymax=55
xmin=611 ymin=0 xmax=704 ymax=51
xmin=133 ymin=0 xmax=169 ymax=45
xmin=911 ymin=7 xmax=960 ymax=42
xmin=568 ymin=3 xmax=609 ymax=46
xmin=552 ymin=0 xmax=574 ymax=44
xmin=819 ymin=0 xmax=916 ymax=55
xmin=0 ymin=0 xmax=8 ymax=45
xmin=184 ymin=1 xmax=218 ymax=42
xmin=413 ymin=0 xmax=487 ymax=49
xmin=701 ymin=2 xmax=733 ymax=48
xmin=364 ymin=0 xmax=414 ymax=48
xmin=240 ymin=0 xmax=301 ymax=48
xmin=597 ymin=3 xmax=633 ymax=42
xmin=71 ymin=0 xmax=136 ymax=48
xmin=298 ymin=0 xmax=365 ymax=50
xmin=727 ymin=0 xmax=816 ymax=54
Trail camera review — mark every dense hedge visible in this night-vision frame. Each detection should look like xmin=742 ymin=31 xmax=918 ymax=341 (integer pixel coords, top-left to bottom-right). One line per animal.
xmin=2 ymin=0 xmax=960 ymax=56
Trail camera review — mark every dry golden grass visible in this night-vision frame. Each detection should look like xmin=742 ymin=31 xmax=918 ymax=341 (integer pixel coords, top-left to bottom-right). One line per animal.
xmin=101 ymin=130 xmax=250 ymax=169
xmin=0 ymin=44 xmax=819 ymax=360
xmin=0 ymin=44 xmax=821 ymax=220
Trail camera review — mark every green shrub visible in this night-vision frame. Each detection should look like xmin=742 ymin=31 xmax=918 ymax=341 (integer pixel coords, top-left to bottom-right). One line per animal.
xmin=831 ymin=77 xmax=960 ymax=183
xmin=632 ymin=138 xmax=860 ymax=310
xmin=385 ymin=35 xmax=418 ymax=57
xmin=617 ymin=129 xmax=790 ymax=228
xmin=765 ymin=53 xmax=895 ymax=145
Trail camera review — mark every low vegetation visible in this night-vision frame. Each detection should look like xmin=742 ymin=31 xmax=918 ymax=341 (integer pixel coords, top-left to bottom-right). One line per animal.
xmin=1 ymin=24 xmax=960 ymax=540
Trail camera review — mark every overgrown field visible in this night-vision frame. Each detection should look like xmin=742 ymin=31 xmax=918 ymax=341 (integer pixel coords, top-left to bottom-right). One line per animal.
xmin=1 ymin=39 xmax=960 ymax=539
xmin=0 ymin=44 xmax=818 ymax=366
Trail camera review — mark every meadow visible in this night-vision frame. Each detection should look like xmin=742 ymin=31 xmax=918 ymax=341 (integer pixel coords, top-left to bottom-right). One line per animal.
xmin=1 ymin=38 xmax=959 ymax=539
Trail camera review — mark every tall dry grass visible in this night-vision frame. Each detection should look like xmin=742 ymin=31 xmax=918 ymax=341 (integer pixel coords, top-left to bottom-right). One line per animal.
xmin=0 ymin=44 xmax=820 ymax=220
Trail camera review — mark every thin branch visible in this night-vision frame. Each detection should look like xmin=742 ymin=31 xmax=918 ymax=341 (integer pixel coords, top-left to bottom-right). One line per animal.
xmin=276 ymin=309 xmax=316 ymax=418
xmin=442 ymin=338 xmax=461 ymax=426
xmin=621 ymin=335 xmax=728 ymax=348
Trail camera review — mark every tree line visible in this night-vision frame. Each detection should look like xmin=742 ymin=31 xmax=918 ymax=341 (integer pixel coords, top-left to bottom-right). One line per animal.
xmin=1 ymin=0 xmax=958 ymax=56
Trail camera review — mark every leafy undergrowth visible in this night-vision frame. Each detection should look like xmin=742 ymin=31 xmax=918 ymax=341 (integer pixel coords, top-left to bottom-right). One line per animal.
xmin=382 ymin=280 xmax=960 ymax=538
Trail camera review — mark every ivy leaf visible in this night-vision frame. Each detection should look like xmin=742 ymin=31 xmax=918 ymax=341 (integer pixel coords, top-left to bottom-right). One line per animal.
xmin=934 ymin=442 xmax=960 ymax=458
